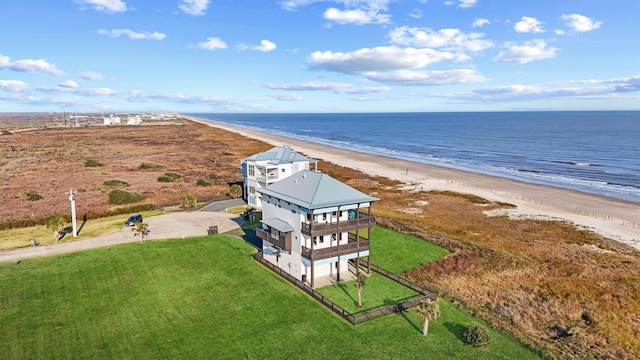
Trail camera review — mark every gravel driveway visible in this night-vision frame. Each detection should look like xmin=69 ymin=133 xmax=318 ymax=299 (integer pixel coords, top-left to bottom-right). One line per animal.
xmin=0 ymin=211 xmax=243 ymax=264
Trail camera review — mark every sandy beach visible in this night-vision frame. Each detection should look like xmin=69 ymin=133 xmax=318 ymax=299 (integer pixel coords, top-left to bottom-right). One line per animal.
xmin=187 ymin=116 xmax=640 ymax=251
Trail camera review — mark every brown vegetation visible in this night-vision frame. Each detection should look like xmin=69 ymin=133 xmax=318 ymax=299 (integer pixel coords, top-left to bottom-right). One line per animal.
xmin=1 ymin=118 xmax=638 ymax=359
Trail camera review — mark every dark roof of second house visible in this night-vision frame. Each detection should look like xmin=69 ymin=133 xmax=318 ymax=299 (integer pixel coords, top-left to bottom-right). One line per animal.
xmin=257 ymin=169 xmax=378 ymax=210
xmin=242 ymin=146 xmax=317 ymax=165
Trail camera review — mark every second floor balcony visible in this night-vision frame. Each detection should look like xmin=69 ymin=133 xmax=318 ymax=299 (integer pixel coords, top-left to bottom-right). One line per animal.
xmin=301 ymin=213 xmax=376 ymax=237
xmin=301 ymin=237 xmax=370 ymax=261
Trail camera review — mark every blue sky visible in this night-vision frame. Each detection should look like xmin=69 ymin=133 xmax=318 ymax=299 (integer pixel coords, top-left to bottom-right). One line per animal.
xmin=1 ymin=0 xmax=638 ymax=113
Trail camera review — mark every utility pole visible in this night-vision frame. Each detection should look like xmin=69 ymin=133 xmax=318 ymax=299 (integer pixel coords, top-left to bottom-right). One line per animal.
xmin=66 ymin=188 xmax=78 ymax=237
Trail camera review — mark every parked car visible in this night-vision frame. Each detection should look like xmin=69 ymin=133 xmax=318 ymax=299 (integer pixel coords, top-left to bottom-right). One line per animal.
xmin=125 ymin=214 xmax=143 ymax=227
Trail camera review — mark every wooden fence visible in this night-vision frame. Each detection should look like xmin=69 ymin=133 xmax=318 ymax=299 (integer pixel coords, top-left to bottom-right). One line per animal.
xmin=252 ymin=252 xmax=437 ymax=324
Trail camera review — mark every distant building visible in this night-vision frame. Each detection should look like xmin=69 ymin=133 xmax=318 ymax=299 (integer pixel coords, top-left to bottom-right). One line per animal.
xmin=256 ymin=169 xmax=378 ymax=288
xmin=241 ymin=146 xmax=318 ymax=208
xmin=103 ymin=114 xmax=121 ymax=125
xmin=127 ymin=115 xmax=142 ymax=125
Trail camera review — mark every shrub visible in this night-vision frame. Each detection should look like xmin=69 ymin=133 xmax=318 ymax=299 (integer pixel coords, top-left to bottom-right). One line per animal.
xmin=20 ymin=189 xmax=43 ymax=201
xmin=139 ymin=162 xmax=162 ymax=169
xmin=181 ymin=194 xmax=197 ymax=208
xmin=103 ymin=179 xmax=129 ymax=188
xmin=84 ymin=159 xmax=104 ymax=167
xmin=196 ymin=179 xmax=211 ymax=187
xmin=108 ymin=190 xmax=146 ymax=205
xmin=207 ymin=173 xmax=223 ymax=180
xmin=157 ymin=172 xmax=183 ymax=183
xmin=462 ymin=324 xmax=491 ymax=347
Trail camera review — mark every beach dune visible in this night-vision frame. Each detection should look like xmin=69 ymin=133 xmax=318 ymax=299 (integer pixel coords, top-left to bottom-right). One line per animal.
xmin=188 ymin=116 xmax=640 ymax=251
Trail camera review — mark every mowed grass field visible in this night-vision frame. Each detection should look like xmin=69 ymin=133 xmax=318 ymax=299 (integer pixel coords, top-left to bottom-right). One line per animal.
xmin=0 ymin=235 xmax=542 ymax=359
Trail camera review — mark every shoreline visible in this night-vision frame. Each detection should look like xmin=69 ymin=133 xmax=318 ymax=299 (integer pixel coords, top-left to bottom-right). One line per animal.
xmin=185 ymin=116 xmax=640 ymax=250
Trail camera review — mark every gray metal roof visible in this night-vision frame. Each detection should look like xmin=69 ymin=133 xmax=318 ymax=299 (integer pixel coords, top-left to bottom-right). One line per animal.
xmin=242 ymin=146 xmax=317 ymax=165
xmin=257 ymin=170 xmax=378 ymax=210
xmin=261 ymin=218 xmax=294 ymax=232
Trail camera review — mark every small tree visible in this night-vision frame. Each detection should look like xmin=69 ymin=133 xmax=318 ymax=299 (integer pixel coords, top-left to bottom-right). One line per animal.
xmin=132 ymin=222 xmax=150 ymax=241
xmin=46 ymin=215 xmax=66 ymax=242
xmin=229 ymin=184 xmax=242 ymax=199
xmin=418 ymin=299 xmax=440 ymax=336
xmin=181 ymin=194 xmax=197 ymax=208
xmin=355 ymin=271 xmax=367 ymax=307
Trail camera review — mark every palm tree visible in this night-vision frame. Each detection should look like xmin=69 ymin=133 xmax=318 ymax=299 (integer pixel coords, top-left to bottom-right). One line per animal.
xmin=46 ymin=215 xmax=66 ymax=242
xmin=229 ymin=184 xmax=242 ymax=199
xmin=355 ymin=271 xmax=367 ymax=307
xmin=417 ymin=298 xmax=440 ymax=336
xmin=132 ymin=222 xmax=150 ymax=241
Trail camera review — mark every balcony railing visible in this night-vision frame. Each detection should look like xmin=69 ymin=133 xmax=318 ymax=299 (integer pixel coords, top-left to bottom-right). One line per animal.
xmin=256 ymin=228 xmax=291 ymax=251
xmin=301 ymin=239 xmax=370 ymax=261
xmin=301 ymin=214 xmax=376 ymax=236
xmin=255 ymin=173 xmax=280 ymax=183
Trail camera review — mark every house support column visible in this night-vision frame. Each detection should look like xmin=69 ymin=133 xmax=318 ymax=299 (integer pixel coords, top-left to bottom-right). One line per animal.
xmin=311 ymin=261 xmax=315 ymax=288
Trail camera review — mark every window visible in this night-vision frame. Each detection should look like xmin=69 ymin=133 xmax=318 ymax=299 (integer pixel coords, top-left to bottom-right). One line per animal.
xmin=271 ymin=227 xmax=280 ymax=238
xmin=322 ymin=213 xmax=327 ymax=221
xmin=313 ymin=237 xmax=317 ymax=245
xmin=332 ymin=211 xmax=337 ymax=216
xmin=248 ymin=186 xmax=255 ymax=194
xmin=248 ymin=165 xmax=255 ymax=176
xmin=281 ymin=168 xmax=286 ymax=173
xmin=319 ymin=236 xmax=324 ymax=244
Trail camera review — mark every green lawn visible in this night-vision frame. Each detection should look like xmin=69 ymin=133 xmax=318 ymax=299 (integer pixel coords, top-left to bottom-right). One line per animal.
xmin=0 ymin=235 xmax=542 ymax=359
xmin=316 ymin=272 xmax=422 ymax=313
xmin=371 ymin=225 xmax=450 ymax=273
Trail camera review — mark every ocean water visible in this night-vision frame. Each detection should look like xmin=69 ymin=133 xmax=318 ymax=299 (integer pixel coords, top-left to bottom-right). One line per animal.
xmin=189 ymin=112 xmax=640 ymax=203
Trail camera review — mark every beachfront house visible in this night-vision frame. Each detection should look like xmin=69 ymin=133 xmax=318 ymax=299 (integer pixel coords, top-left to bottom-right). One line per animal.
xmin=256 ymin=169 xmax=378 ymax=288
xmin=241 ymin=146 xmax=318 ymax=208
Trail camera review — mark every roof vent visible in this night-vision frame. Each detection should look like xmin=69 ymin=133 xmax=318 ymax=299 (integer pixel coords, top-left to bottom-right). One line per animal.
xmin=302 ymin=173 xmax=307 ymax=179
xmin=293 ymin=179 xmax=298 ymax=183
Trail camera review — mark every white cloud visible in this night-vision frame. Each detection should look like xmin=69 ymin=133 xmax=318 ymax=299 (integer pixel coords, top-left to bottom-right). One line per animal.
xmin=493 ymin=39 xmax=558 ymax=64
xmin=265 ymin=81 xmax=390 ymax=94
xmin=434 ymin=76 xmax=640 ymax=103
xmin=179 ymin=0 xmax=211 ymax=16
xmin=561 ymin=14 xmax=602 ymax=32
xmin=197 ymin=37 xmax=228 ymax=50
xmin=514 ymin=16 xmax=544 ymax=33
xmin=266 ymin=81 xmax=353 ymax=91
xmin=458 ymin=0 xmax=477 ymax=8
xmin=239 ymin=39 xmax=277 ymax=52
xmin=59 ymin=80 xmax=78 ymax=88
xmin=472 ymin=18 xmax=490 ymax=28
xmin=446 ymin=0 xmax=476 ymax=8
xmin=388 ymin=26 xmax=494 ymax=53
xmin=306 ymin=46 xmax=486 ymax=85
xmin=279 ymin=0 xmax=392 ymax=24
xmin=81 ymin=71 xmax=105 ymax=81
xmin=366 ymin=69 xmax=486 ymax=85
xmin=75 ymin=0 xmax=127 ymax=13
xmin=0 ymin=54 xmax=63 ymax=76
xmin=308 ymin=46 xmax=457 ymax=74
xmin=409 ymin=9 xmax=422 ymax=19
xmin=323 ymin=7 xmax=390 ymax=25
xmin=269 ymin=93 xmax=304 ymax=101
xmin=0 ymin=80 xmax=29 ymax=92
xmin=98 ymin=29 xmax=166 ymax=40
